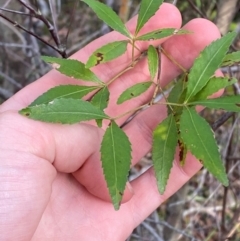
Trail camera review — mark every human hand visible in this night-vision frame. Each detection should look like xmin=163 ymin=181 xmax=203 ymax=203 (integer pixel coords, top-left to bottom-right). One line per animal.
xmin=0 ymin=3 xmax=222 ymax=241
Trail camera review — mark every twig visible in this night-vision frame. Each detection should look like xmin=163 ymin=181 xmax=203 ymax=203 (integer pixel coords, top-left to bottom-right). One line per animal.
xmin=0 ymin=7 xmax=32 ymax=16
xmin=186 ymin=0 xmax=208 ymax=19
xmin=211 ymin=112 xmax=235 ymax=131
xmin=65 ymin=0 xmax=79 ymax=49
xmin=146 ymin=218 xmax=199 ymax=241
xmin=141 ymin=221 xmax=164 ymax=241
xmin=0 ymin=12 xmax=65 ymax=57
xmin=0 ymin=86 xmax=12 ymax=99
xmin=17 ymin=0 xmax=67 ymax=57
xmin=0 ymin=71 xmax=22 ymax=89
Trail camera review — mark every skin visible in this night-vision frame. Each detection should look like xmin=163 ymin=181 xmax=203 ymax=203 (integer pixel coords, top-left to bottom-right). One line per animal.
xmin=0 ymin=3 xmax=222 ymax=241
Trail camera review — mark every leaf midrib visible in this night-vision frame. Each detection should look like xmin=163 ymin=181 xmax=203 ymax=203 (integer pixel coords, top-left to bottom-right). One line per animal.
xmin=136 ymin=0 xmax=155 ymax=34
xmin=186 ymin=108 xmax=220 ymax=172
xmin=186 ymin=38 xmax=230 ymax=102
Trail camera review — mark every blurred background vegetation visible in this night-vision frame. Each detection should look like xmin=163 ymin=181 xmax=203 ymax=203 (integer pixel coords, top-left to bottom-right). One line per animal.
xmin=0 ymin=0 xmax=240 ymax=240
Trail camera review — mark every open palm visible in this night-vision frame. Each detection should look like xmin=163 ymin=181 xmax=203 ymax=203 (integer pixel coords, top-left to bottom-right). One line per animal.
xmin=0 ymin=3 xmax=222 ymax=241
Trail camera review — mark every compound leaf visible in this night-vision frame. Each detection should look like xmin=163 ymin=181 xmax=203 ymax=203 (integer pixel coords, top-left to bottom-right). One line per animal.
xmin=82 ymin=0 xmax=131 ymax=38
xmin=42 ymin=56 xmax=103 ymax=85
xmin=101 ymin=121 xmax=132 ymax=210
xmin=136 ymin=28 xmax=190 ymax=41
xmin=191 ymin=77 xmax=237 ymax=101
xmin=147 ymin=45 xmax=158 ymax=80
xmin=135 ymin=0 xmax=163 ymax=35
xmin=86 ymin=41 xmax=128 ymax=68
xmin=117 ymin=81 xmax=152 ymax=104
xmin=185 ymin=32 xmax=236 ymax=102
xmin=29 ymin=85 xmax=98 ymax=106
xmin=19 ymin=99 xmax=109 ymax=124
xmin=189 ymin=95 xmax=240 ymax=112
xmin=180 ymin=108 xmax=228 ymax=186
xmin=222 ymin=51 xmax=240 ymax=66
xmin=152 ymin=114 xmax=178 ymax=194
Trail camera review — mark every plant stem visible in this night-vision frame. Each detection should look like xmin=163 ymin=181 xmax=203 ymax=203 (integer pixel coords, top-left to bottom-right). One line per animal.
xmin=161 ymin=47 xmax=187 ymax=73
xmin=113 ymin=104 xmax=148 ymax=120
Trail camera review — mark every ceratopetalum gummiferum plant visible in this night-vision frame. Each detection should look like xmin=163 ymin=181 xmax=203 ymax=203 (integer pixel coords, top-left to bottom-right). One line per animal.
xmin=19 ymin=0 xmax=240 ymax=210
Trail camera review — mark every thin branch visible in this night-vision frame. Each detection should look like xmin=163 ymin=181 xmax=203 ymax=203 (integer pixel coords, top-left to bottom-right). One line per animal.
xmin=0 ymin=71 xmax=22 ymax=89
xmin=0 ymin=12 xmax=65 ymax=57
xmin=186 ymin=0 xmax=208 ymax=19
xmin=17 ymin=0 xmax=67 ymax=57
xmin=211 ymin=112 xmax=235 ymax=131
xmin=0 ymin=7 xmax=32 ymax=16
xmin=48 ymin=0 xmax=60 ymax=46
xmin=65 ymin=0 xmax=79 ymax=49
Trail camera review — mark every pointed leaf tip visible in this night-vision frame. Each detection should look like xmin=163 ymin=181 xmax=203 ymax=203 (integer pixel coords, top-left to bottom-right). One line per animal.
xmin=100 ymin=121 xmax=132 ymax=210
xmin=152 ymin=114 xmax=178 ymax=194
xmin=180 ymin=108 xmax=228 ymax=186
xmin=185 ymin=32 xmax=237 ymax=102
xmin=20 ymin=98 xmax=109 ymax=124
xmin=135 ymin=0 xmax=163 ymax=35
xmin=41 ymin=56 xmax=103 ymax=84
xmin=82 ymin=0 xmax=131 ymax=38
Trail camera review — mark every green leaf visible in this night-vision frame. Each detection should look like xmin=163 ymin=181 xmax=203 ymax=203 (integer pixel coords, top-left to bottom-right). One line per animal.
xmin=135 ymin=0 xmax=163 ymax=35
xmin=42 ymin=56 xmax=103 ymax=85
xmin=188 ymin=95 xmax=240 ymax=112
xmin=167 ymin=76 xmax=187 ymax=115
xmin=185 ymin=32 xmax=237 ymax=102
xmin=147 ymin=45 xmax=158 ymax=80
xmin=19 ymin=98 xmax=109 ymax=124
xmin=180 ymin=108 xmax=228 ymax=186
xmin=91 ymin=86 xmax=110 ymax=111
xmin=117 ymin=81 xmax=152 ymax=104
xmin=189 ymin=77 xmax=237 ymax=102
xmin=136 ymin=28 xmax=190 ymax=41
xmin=222 ymin=51 xmax=240 ymax=66
xmin=29 ymin=85 xmax=98 ymax=106
xmin=86 ymin=41 xmax=128 ymax=68
xmin=82 ymin=0 xmax=131 ymax=38
xmin=152 ymin=114 xmax=178 ymax=194
xmin=100 ymin=121 xmax=132 ymax=210
xmin=91 ymin=86 xmax=110 ymax=128
xmin=190 ymin=77 xmax=237 ymax=101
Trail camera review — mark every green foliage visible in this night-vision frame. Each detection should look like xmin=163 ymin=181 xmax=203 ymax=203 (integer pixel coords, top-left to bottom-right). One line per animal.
xmin=20 ymin=99 xmax=109 ymax=124
xmin=117 ymin=82 xmax=152 ymax=104
xmin=41 ymin=56 xmax=103 ymax=85
xmin=86 ymin=41 xmax=129 ymax=68
xmin=81 ymin=0 xmax=131 ymax=38
xmin=222 ymin=51 xmax=240 ymax=66
xmin=19 ymin=1 xmax=240 ymax=210
xmin=189 ymin=96 xmax=240 ymax=112
xmin=152 ymin=114 xmax=178 ymax=194
xmin=135 ymin=0 xmax=163 ymax=35
xmin=136 ymin=28 xmax=190 ymax=41
xmin=191 ymin=77 xmax=237 ymax=101
xmin=29 ymin=85 xmax=98 ymax=106
xmin=100 ymin=121 xmax=132 ymax=210
xmin=180 ymin=108 xmax=228 ymax=186
xmin=147 ymin=45 xmax=159 ymax=80
xmin=185 ymin=32 xmax=236 ymax=102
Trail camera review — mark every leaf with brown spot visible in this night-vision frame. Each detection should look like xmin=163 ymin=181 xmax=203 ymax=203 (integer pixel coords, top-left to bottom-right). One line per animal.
xmin=117 ymin=81 xmax=152 ymax=104
xmin=136 ymin=28 xmax=191 ymax=41
xmin=86 ymin=41 xmax=128 ymax=68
